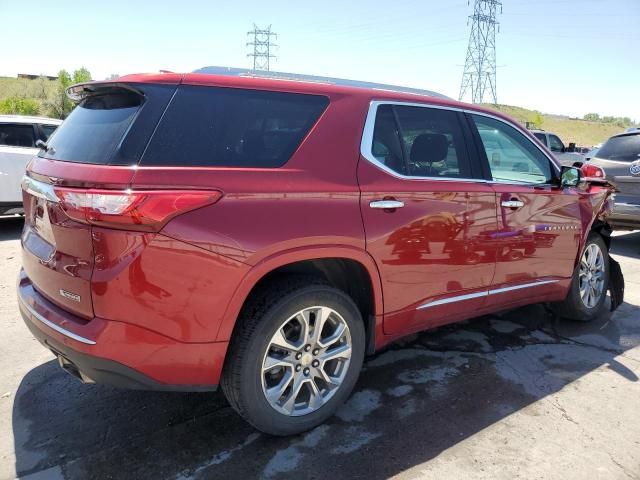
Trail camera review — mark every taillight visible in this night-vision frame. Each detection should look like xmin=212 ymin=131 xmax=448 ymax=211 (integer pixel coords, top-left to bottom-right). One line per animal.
xmin=54 ymin=188 xmax=222 ymax=232
xmin=580 ymin=163 xmax=607 ymax=183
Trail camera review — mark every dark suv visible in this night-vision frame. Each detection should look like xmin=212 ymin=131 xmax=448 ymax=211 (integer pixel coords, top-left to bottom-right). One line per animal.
xmin=588 ymin=131 xmax=640 ymax=230
xmin=18 ymin=69 xmax=620 ymax=435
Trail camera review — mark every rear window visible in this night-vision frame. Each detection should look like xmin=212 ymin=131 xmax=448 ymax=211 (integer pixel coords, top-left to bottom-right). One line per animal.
xmin=140 ymin=86 xmax=329 ymax=168
xmin=596 ymin=134 xmax=640 ymax=162
xmin=40 ymin=90 xmax=143 ymax=164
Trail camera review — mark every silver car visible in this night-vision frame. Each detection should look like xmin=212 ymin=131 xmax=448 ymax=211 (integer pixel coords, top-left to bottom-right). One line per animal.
xmin=589 ymin=131 xmax=640 ymax=230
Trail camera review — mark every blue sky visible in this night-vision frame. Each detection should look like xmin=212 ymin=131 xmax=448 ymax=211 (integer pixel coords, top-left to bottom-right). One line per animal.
xmin=0 ymin=0 xmax=638 ymax=119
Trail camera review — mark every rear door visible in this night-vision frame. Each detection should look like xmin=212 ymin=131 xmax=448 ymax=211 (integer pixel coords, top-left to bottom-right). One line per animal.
xmin=468 ymin=113 xmax=583 ymax=306
xmin=0 ymin=123 xmax=38 ymax=203
xmin=358 ymin=102 xmax=497 ymax=336
xmin=21 ymin=83 xmax=176 ymax=318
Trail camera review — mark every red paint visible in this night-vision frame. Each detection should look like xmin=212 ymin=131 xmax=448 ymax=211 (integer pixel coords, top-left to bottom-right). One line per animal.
xmin=18 ymin=72 xmax=613 ymax=389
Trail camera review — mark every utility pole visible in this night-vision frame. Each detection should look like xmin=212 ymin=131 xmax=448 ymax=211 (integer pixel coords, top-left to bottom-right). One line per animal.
xmin=247 ymin=24 xmax=278 ymax=71
xmin=458 ymin=0 xmax=502 ymax=104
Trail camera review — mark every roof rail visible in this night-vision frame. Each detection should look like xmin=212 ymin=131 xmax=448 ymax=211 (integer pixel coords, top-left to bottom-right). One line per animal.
xmin=193 ymin=66 xmax=450 ymax=100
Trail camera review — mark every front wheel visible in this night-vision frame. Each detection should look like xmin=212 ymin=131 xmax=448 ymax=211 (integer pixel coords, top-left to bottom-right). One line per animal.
xmin=221 ymin=278 xmax=365 ymax=436
xmin=552 ymin=233 xmax=609 ymax=322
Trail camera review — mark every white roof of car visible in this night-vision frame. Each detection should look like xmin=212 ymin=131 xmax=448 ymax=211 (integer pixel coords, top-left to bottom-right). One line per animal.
xmin=0 ymin=114 xmax=62 ymax=125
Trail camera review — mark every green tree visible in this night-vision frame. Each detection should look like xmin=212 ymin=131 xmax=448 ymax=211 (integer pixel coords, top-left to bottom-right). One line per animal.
xmin=73 ymin=67 xmax=92 ymax=84
xmin=583 ymin=113 xmax=600 ymax=121
xmin=0 ymin=96 xmax=41 ymax=115
xmin=45 ymin=67 xmax=92 ymax=119
xmin=527 ymin=111 xmax=544 ymax=129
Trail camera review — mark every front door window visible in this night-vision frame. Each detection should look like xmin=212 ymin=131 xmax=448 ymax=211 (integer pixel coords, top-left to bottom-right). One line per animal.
xmin=472 ymin=115 xmax=554 ymax=185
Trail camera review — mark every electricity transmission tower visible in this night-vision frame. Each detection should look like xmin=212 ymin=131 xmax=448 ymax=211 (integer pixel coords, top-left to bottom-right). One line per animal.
xmin=247 ymin=24 xmax=278 ymax=71
xmin=458 ymin=0 xmax=502 ymax=104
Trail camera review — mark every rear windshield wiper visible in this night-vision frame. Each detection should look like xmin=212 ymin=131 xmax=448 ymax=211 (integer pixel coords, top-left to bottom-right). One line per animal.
xmin=35 ymin=139 xmax=55 ymax=154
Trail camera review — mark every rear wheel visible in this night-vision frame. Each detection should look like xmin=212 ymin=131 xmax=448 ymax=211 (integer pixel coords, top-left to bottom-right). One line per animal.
xmin=221 ymin=277 xmax=365 ymax=436
xmin=552 ymin=233 xmax=609 ymax=322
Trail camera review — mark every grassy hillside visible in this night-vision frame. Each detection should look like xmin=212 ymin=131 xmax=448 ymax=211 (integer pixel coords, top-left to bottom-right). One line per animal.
xmin=481 ymin=104 xmax=623 ymax=148
xmin=0 ymin=77 xmax=628 ymax=146
xmin=0 ymin=76 xmax=58 ymax=117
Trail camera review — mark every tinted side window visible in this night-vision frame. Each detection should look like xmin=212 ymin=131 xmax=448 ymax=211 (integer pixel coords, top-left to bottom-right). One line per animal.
xmin=141 ymin=86 xmax=329 ymax=168
xmin=0 ymin=124 xmax=35 ymax=147
xmin=472 ymin=115 xmax=553 ymax=184
xmin=533 ymin=132 xmax=547 ymax=146
xmin=371 ymin=104 xmax=471 ymax=178
xmin=39 ymin=125 xmax=58 ymax=141
xmin=548 ymin=134 xmax=564 ymax=152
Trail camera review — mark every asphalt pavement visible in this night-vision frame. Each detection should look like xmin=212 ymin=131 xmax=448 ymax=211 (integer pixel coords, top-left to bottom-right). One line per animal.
xmin=1 ymin=216 xmax=638 ymax=480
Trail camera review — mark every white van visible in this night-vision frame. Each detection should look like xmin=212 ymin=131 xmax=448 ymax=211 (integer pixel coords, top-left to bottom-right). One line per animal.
xmin=0 ymin=115 xmax=62 ymax=215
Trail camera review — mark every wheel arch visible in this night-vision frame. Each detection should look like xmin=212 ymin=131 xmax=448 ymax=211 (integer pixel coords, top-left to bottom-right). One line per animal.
xmin=215 ymin=246 xmax=384 ymax=355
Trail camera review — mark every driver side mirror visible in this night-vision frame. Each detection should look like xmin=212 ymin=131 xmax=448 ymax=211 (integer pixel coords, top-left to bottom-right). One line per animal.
xmin=560 ymin=166 xmax=580 ymax=187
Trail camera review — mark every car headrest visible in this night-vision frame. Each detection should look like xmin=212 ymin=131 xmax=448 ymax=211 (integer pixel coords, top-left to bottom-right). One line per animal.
xmin=410 ymin=133 xmax=448 ymax=164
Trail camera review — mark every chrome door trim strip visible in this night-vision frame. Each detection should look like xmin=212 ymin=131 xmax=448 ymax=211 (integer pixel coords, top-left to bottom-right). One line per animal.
xmin=417 ymin=290 xmax=488 ymax=310
xmin=359 ymin=100 xmax=561 ymax=183
xmin=488 ymin=279 xmax=559 ymax=296
xmin=18 ymin=297 xmax=96 ymax=345
xmin=21 ymin=176 xmax=59 ymax=203
xmin=416 ymin=279 xmax=560 ymax=310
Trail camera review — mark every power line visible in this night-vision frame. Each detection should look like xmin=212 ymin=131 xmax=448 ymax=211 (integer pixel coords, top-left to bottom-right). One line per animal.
xmin=247 ymin=24 xmax=278 ymax=71
xmin=459 ymin=0 xmax=502 ymax=104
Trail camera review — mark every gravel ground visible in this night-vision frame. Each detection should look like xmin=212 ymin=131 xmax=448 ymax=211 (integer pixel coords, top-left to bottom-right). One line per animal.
xmin=0 ymin=216 xmax=639 ymax=480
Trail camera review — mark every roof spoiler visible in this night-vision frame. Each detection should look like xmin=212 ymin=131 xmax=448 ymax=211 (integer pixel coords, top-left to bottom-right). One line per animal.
xmin=65 ymin=82 xmax=144 ymax=102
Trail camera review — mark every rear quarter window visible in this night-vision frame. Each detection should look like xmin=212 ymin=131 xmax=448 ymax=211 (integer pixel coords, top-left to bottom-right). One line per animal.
xmin=140 ymin=86 xmax=329 ymax=168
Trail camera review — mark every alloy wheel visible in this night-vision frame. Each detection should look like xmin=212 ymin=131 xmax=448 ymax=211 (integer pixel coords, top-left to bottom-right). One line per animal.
xmin=578 ymin=243 xmax=606 ymax=308
xmin=261 ymin=306 xmax=352 ymax=416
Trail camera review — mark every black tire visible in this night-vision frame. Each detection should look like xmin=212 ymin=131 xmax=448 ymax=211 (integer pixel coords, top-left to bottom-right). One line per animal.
xmin=221 ymin=276 xmax=366 ymax=436
xmin=552 ymin=233 xmax=609 ymax=322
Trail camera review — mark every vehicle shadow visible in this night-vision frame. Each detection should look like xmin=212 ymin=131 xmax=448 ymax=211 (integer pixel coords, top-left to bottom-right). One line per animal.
xmin=0 ymin=216 xmax=23 ymax=241
xmin=12 ymin=297 xmax=640 ymax=480
xmin=611 ymin=230 xmax=640 ymax=260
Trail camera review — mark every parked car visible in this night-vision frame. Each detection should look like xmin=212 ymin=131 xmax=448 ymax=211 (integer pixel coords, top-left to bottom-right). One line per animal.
xmin=18 ymin=70 xmax=622 ymax=436
xmin=0 ymin=115 xmax=62 ymax=215
xmin=588 ymin=130 xmax=640 ymax=230
xmin=530 ymin=129 xmax=584 ymax=166
xmin=584 ymin=148 xmax=600 ymax=161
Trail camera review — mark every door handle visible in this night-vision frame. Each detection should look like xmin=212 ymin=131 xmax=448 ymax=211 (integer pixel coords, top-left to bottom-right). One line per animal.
xmin=369 ymin=200 xmax=405 ymax=209
xmin=501 ymin=200 xmax=524 ymax=209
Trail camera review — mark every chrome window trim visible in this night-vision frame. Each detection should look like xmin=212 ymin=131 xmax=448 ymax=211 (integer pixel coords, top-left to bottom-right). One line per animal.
xmin=21 ymin=176 xmax=59 ymax=203
xmin=416 ymin=279 xmax=559 ymax=310
xmin=18 ymin=296 xmax=96 ymax=345
xmin=359 ymin=100 xmax=560 ymax=184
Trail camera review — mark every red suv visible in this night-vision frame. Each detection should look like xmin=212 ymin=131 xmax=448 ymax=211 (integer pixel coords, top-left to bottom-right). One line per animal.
xmin=18 ymin=69 xmax=621 ymax=435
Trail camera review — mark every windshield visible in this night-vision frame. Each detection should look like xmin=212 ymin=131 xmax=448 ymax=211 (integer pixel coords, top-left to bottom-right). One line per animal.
xmin=595 ymin=134 xmax=640 ymax=162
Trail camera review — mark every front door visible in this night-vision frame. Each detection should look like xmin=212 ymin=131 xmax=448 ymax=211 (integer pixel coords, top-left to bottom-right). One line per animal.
xmin=468 ymin=113 xmax=584 ymax=307
xmin=358 ymin=102 xmax=497 ymax=336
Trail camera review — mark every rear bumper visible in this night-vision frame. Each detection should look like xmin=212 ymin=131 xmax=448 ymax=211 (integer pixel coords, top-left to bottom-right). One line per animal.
xmin=609 ymin=202 xmax=640 ymax=230
xmin=18 ymin=270 xmax=226 ymax=391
